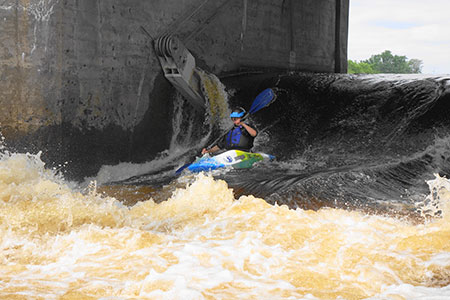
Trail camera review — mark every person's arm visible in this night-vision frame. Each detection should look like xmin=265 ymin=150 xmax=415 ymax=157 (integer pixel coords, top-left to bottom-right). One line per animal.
xmin=240 ymin=123 xmax=257 ymax=137
xmin=201 ymin=145 xmax=220 ymax=155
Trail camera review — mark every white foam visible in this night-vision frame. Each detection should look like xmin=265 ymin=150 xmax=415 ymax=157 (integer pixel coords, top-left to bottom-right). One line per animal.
xmin=366 ymin=284 xmax=450 ymax=300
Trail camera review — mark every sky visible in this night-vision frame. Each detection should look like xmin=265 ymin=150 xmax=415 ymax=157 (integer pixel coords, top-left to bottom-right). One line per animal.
xmin=348 ymin=0 xmax=450 ymax=74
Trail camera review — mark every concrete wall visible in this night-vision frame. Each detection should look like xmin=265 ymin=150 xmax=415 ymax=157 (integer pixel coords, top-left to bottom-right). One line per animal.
xmin=0 ymin=0 xmax=349 ymax=179
xmin=172 ymin=0 xmax=349 ymax=73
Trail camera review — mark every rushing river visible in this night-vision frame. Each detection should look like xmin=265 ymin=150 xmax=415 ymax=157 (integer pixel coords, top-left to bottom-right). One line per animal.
xmin=1 ymin=73 xmax=450 ymax=299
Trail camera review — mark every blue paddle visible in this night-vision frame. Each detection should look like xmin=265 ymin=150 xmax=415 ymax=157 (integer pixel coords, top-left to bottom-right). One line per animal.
xmin=175 ymin=88 xmax=277 ymax=174
xmin=249 ymin=88 xmax=275 ymax=114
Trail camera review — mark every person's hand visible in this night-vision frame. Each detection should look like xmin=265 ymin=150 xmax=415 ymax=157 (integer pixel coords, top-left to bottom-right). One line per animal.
xmin=240 ymin=122 xmax=257 ymax=137
xmin=232 ymin=117 xmax=243 ymax=126
xmin=201 ymin=148 xmax=208 ymax=155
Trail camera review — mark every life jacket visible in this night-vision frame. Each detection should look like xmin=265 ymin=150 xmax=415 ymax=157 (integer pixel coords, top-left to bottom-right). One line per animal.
xmin=225 ymin=126 xmax=253 ymax=150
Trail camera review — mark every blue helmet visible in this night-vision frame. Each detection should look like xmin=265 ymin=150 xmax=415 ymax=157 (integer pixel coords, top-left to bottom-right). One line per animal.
xmin=230 ymin=107 xmax=245 ymax=118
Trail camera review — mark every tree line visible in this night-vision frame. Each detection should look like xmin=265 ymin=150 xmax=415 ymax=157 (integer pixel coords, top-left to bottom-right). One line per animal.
xmin=348 ymin=50 xmax=423 ymax=74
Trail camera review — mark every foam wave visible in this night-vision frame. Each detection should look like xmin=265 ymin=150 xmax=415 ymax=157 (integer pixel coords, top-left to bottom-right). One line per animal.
xmin=0 ymin=153 xmax=449 ymax=299
xmin=0 ymin=152 xmax=128 ymax=234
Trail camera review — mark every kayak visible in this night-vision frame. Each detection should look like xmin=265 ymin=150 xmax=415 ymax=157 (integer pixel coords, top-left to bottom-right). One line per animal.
xmin=181 ymin=150 xmax=275 ymax=173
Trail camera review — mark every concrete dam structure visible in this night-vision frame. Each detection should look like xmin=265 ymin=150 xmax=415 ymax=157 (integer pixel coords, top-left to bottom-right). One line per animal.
xmin=0 ymin=0 xmax=349 ymax=179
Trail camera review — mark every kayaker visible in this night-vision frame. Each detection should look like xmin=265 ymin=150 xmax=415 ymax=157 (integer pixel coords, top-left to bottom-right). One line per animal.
xmin=202 ymin=107 xmax=257 ymax=155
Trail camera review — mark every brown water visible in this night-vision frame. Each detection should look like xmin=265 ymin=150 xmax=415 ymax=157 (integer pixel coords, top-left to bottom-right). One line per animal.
xmin=0 ymin=152 xmax=449 ymax=299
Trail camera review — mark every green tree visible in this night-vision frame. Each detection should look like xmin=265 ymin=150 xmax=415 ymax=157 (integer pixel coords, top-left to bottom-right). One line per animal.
xmin=408 ymin=58 xmax=423 ymax=73
xmin=348 ymin=60 xmax=376 ymax=74
xmin=348 ymin=50 xmax=423 ymax=74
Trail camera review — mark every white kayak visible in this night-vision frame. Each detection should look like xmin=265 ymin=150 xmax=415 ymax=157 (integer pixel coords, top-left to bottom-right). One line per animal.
xmin=182 ymin=149 xmax=275 ymax=173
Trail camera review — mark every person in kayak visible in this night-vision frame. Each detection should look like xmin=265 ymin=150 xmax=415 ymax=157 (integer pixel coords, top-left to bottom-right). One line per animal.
xmin=202 ymin=107 xmax=257 ymax=155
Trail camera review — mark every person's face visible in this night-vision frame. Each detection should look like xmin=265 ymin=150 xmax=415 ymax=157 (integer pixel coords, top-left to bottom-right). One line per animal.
xmin=231 ymin=117 xmax=241 ymax=125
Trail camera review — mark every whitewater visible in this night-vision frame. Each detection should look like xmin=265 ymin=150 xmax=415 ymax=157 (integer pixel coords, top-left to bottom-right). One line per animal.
xmin=1 ymin=72 xmax=450 ymax=299
xmin=0 ymin=151 xmax=449 ymax=299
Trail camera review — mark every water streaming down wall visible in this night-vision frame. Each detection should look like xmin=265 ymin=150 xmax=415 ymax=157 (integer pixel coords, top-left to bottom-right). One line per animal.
xmin=90 ymin=72 xmax=232 ymax=186
xmin=0 ymin=0 xmax=349 ymax=180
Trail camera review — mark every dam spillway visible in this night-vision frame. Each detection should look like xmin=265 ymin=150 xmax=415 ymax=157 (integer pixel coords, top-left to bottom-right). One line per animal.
xmin=0 ymin=0 xmax=349 ymax=179
xmin=2 ymin=3 xmax=450 ymax=299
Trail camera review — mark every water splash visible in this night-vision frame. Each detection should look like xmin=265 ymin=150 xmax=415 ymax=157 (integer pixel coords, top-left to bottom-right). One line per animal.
xmin=0 ymin=131 xmax=6 ymax=152
xmin=169 ymin=93 xmax=207 ymax=153
xmin=91 ymin=71 xmax=232 ymax=185
xmin=199 ymin=70 xmax=231 ymax=131
xmin=0 ymin=153 xmax=449 ymax=299
xmin=416 ymin=174 xmax=450 ymax=220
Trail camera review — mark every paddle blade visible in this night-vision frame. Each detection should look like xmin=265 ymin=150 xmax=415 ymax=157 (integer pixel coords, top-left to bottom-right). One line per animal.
xmin=249 ymin=88 xmax=276 ymax=114
xmin=175 ymin=163 xmax=191 ymax=174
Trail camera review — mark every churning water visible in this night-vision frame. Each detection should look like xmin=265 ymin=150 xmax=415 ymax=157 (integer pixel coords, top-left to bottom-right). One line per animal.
xmin=1 ymin=72 xmax=450 ymax=299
